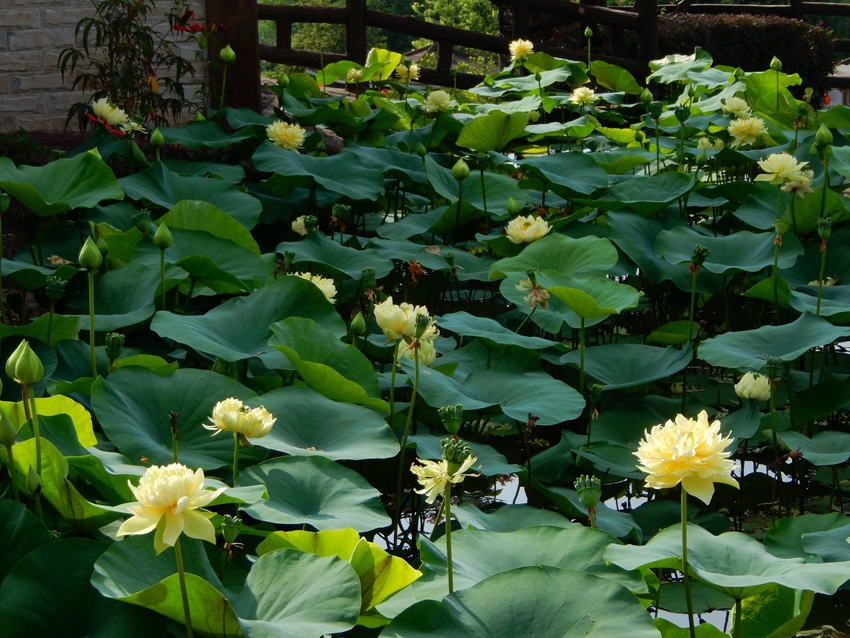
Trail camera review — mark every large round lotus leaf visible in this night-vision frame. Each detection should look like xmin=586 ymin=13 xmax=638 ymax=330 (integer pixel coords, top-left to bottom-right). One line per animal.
xmin=498 ymin=272 xmax=607 ymax=333
xmin=451 ymin=503 xmax=574 ymax=532
xmin=542 ymin=273 xmax=642 ymax=321
xmin=367 ymin=238 xmax=496 ymax=282
xmin=250 ymin=386 xmax=399 ymax=460
xmin=777 ymin=430 xmax=850 ymax=466
xmin=2 ymin=258 xmax=77 ymax=292
xmin=0 ymin=538 xmax=164 ymax=638
xmin=0 ymin=152 xmax=124 ymax=217
xmin=789 ymin=284 xmax=850 ymax=321
xmin=456 ymin=110 xmax=529 ymax=152
xmin=605 ymin=523 xmax=850 ymax=600
xmin=406 ymin=362 xmax=584 ymax=426
xmin=276 ymin=231 xmax=394 ymax=281
xmin=782 ymin=225 xmax=850 ymax=289
xmin=162 ymin=158 xmax=246 ymax=183
xmin=408 ymin=433 xmax=522 ymax=476
xmin=802 ymin=525 xmax=850 ymax=562
xmin=517 ymin=152 xmax=609 ymax=196
xmin=489 ymin=234 xmax=618 ymax=280
xmin=151 ymin=276 xmax=345 ymax=369
xmin=159 ymin=200 xmax=261 ymax=255
xmin=533 ymin=482 xmax=642 ymax=540
xmin=698 ymin=312 xmax=850 ymax=370
xmin=561 ymin=343 xmax=692 ymax=390
xmin=237 ymin=456 xmax=391 ymax=532
xmin=435 ymin=311 xmax=556 ymax=349
xmin=92 ymin=534 xmax=239 ymax=637
xmin=720 ymin=399 xmax=763 ymax=440
xmin=92 ymin=367 xmax=266 ymax=470
xmin=423 ymin=155 xmax=527 ymax=216
xmin=65 ymin=261 xmax=159 ymax=331
xmin=254 ymin=141 xmax=385 ymax=201
xmin=589 ymin=172 xmax=696 ymax=216
xmin=655 ymin=227 xmax=804 ymax=275
xmin=764 ymin=512 xmax=850 ymax=561
xmin=382 ymin=565 xmax=659 ymax=637
xmin=345 ymin=145 xmax=429 ymax=183
xmin=120 ymin=163 xmax=261 ymax=229
xmin=160 ymin=119 xmax=255 ymax=148
xmin=630 ymin=499 xmax=731 ymax=541
xmin=0 ymin=499 xmax=51 ymax=584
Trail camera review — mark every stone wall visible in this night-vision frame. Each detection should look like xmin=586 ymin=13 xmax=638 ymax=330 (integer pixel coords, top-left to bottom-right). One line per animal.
xmin=0 ymin=0 xmax=207 ymax=133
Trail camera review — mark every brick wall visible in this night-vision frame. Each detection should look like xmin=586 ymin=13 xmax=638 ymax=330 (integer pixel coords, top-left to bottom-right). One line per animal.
xmin=0 ymin=0 xmax=207 ymax=133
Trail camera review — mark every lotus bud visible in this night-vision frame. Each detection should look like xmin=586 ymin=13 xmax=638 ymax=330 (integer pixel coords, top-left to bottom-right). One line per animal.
xmin=441 ymin=437 xmax=473 ymax=474
xmin=584 ymin=26 xmax=593 ymax=38
xmin=444 ymin=251 xmax=455 ymax=269
xmin=589 ymin=384 xmax=603 ymax=406
xmin=416 ymin=142 xmax=427 ymax=157
xmin=765 ymin=355 xmax=782 ymax=379
xmin=0 ymin=414 xmax=15 ymax=447
xmin=222 ymin=514 xmax=242 ymax=544
xmin=284 ymin=251 xmax=296 ymax=269
xmin=96 ymin=236 xmax=109 ymax=257
xmin=450 ymin=67 xmax=458 ymax=78
xmin=104 ymin=332 xmax=125 ymax=361
xmin=153 ymin=223 xmax=173 ymax=249
xmin=691 ymin=244 xmax=710 ymax=268
xmin=132 ymin=209 xmax=152 ymax=235
xmin=438 ymin=404 xmax=464 ymax=435
xmin=695 ymin=149 xmax=707 ymax=167
xmin=818 ymin=217 xmax=832 ymax=240
xmin=413 ymin=312 xmax=432 ymax=340
xmin=534 ymin=72 xmax=542 ymax=83
xmin=45 ymin=275 xmax=66 ymax=303
xmin=640 ymin=88 xmax=653 ymax=106
xmin=220 ymin=44 xmax=236 ymax=64
xmin=634 ymin=130 xmax=646 ymax=144
xmin=452 ymin=158 xmax=470 ymax=181
xmin=14 ymin=341 xmax=43 ymax=385
xmin=277 ymin=72 xmax=290 ymax=88
xmin=575 ymin=474 xmax=602 ymax=510
xmin=350 ymin=311 xmax=366 ymax=336
xmin=674 ymin=104 xmax=690 ymax=123
xmin=649 ymin=101 xmax=663 ymax=120
xmin=734 ymin=67 xmax=746 ymax=81
xmin=361 ymin=266 xmax=377 ymax=290
xmin=150 ymin=128 xmax=165 ymax=148
xmin=0 ymin=191 xmax=9 ymax=214
xmin=79 ymin=237 xmax=102 ymax=270
xmin=770 ymin=56 xmax=782 ymax=71
xmin=528 ymin=110 xmax=540 ymax=122
xmin=796 ymin=104 xmax=808 ymax=121
xmin=815 ymin=124 xmax=833 ymax=149
xmin=194 ymin=112 xmax=206 ymax=123
xmin=507 ymin=196 xmax=522 ymax=215
xmin=26 ymin=467 xmax=42 ymax=496
xmin=302 ymin=215 xmax=318 ymax=233
xmin=6 ymin=340 xmax=26 ymax=381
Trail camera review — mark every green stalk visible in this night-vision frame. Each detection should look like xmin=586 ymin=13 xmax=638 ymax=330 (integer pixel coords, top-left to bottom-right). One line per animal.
xmin=46 ymin=309 xmax=53 ymax=346
xmin=174 ymin=537 xmax=194 ymax=638
xmin=218 ymin=63 xmax=228 ymax=112
xmin=514 ymin=306 xmax=537 ymax=334
xmin=393 ymin=341 xmax=421 ymax=551
xmin=388 ymin=340 xmax=401 ymax=430
xmin=0 ymin=213 xmax=5 ymax=324
xmin=445 ymin=481 xmax=454 ymax=594
xmin=454 ymin=180 xmax=463 ymax=245
xmin=772 ymin=186 xmax=781 ymax=312
xmin=4 ymin=442 xmax=19 ymax=501
xmin=820 ymin=153 xmax=830 ymax=219
xmin=27 ymin=387 xmax=44 ymax=522
xmin=733 ymin=599 xmax=742 ymax=638
xmin=88 ymin=269 xmax=97 ymax=379
xmin=816 ymin=242 xmax=827 ymax=316
xmin=232 ymin=432 xmax=239 ymax=487
xmin=479 ymin=168 xmax=487 ymax=217
xmin=683 ymin=265 xmax=698 ymax=412
xmin=159 ymin=248 xmax=166 ymax=312
xmin=681 ymin=487 xmax=696 ymax=638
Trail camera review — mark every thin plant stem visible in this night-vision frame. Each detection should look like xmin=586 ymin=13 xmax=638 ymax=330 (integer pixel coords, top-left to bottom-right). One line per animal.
xmin=159 ymin=248 xmax=166 ymax=312
xmin=0 ymin=213 xmax=5 ymax=324
xmin=681 ymin=487 xmax=696 ymax=638
xmin=174 ymin=537 xmax=194 ymax=638
xmin=515 ymin=306 xmax=537 ymax=334
xmin=232 ymin=432 xmax=239 ymax=487
xmin=479 ymin=168 xmax=487 ymax=217
xmin=816 ymin=242 xmax=827 ymax=316
xmin=27 ymin=388 xmax=41 ymax=478
xmin=4 ymin=442 xmax=19 ymax=501
xmin=88 ymin=269 xmax=97 ymax=379
xmin=445 ymin=482 xmax=454 ymax=594
xmin=218 ymin=64 xmax=228 ymax=111
xmin=683 ymin=266 xmax=698 ymax=412
xmin=388 ymin=340 xmax=401 ymax=430
xmin=46 ymin=310 xmax=53 ymax=346
xmin=772 ymin=187 xmax=781 ymax=313
xmin=393 ymin=342 xmax=421 ymax=551
xmin=733 ymin=599 xmax=742 ymax=638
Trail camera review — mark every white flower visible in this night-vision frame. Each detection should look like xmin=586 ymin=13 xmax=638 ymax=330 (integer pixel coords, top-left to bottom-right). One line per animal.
xmin=204 ymin=397 xmax=276 ymax=439
xmin=569 ymin=86 xmax=599 ymax=107
xmin=515 ymin=277 xmax=550 ymax=310
xmin=294 ymin=271 xmax=337 ymax=303
xmin=373 ymin=297 xmax=433 ymax=341
xmin=120 ymin=119 xmax=148 ymax=136
xmin=423 ymin=90 xmax=456 ymax=113
xmin=346 ymin=67 xmax=364 ymax=83
xmin=697 ymin=137 xmax=714 ymax=149
xmin=505 ymin=214 xmax=552 ymax=244
xmin=291 ymin=215 xmax=309 ymax=236
xmin=395 ymin=64 xmax=420 ymax=81
xmin=755 ymin=153 xmax=808 ymax=186
xmin=727 ymin=116 xmax=767 ymax=148
xmin=734 ymin=372 xmax=771 ymax=402
xmin=809 ymin=276 xmax=838 ymax=286
xmin=397 ymin=337 xmax=436 ymax=366
xmin=267 ymin=120 xmax=306 ymax=151
xmin=410 ymin=455 xmax=478 ymax=503
xmin=721 ymin=97 xmax=751 ymax=119
xmin=781 ymin=169 xmax=814 ymax=198
xmin=92 ymin=97 xmax=129 ymax=126
xmin=509 ymin=39 xmax=534 ymax=62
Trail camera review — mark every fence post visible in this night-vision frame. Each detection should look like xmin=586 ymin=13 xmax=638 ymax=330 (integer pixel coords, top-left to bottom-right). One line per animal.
xmin=206 ymin=0 xmax=261 ymax=111
xmin=512 ymin=4 xmax=530 ymax=39
xmin=789 ymin=0 xmax=804 ymax=19
xmin=636 ymin=0 xmax=658 ymax=74
xmin=346 ymin=0 xmax=368 ymax=63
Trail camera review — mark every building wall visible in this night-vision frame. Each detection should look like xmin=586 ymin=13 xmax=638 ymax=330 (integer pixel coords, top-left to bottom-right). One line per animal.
xmin=0 ymin=0 xmax=207 ymax=133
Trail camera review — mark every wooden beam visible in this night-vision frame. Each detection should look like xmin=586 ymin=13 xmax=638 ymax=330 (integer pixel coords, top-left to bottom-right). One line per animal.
xmin=682 ymin=3 xmax=792 ymax=14
xmin=346 ymin=0 xmax=368 ymax=63
xmin=256 ymin=5 xmax=348 ymax=24
xmin=803 ymin=1 xmax=850 ymax=16
xmin=206 ymin=0 xmax=261 ymax=111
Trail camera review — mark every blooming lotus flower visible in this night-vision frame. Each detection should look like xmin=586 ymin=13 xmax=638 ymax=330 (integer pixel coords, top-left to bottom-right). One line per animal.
xmin=291 ymin=215 xmax=309 ymax=236
xmin=696 ymin=137 xmax=714 ymax=149
xmin=569 ymin=86 xmax=598 ymax=107
xmin=809 ymin=276 xmax=838 ymax=286
xmin=266 ymin=120 xmax=305 ymax=151
xmin=346 ymin=67 xmax=364 ymax=83
xmin=398 ymin=337 xmax=437 ymax=366
xmin=373 ymin=297 xmax=433 ymax=341
xmin=755 ymin=153 xmax=809 ymax=186
xmin=727 ymin=116 xmax=767 ymax=148
xmin=92 ymin=98 xmax=129 ymax=126
xmin=734 ymin=372 xmax=771 ymax=402
xmin=515 ymin=277 xmax=550 ymax=310
xmin=294 ymin=271 xmax=337 ymax=303
xmin=204 ymin=397 xmax=276 ymax=439
xmin=634 ymin=410 xmax=739 ymax=505
xmin=116 ymin=463 xmax=225 ymax=553
xmin=423 ymin=90 xmax=456 ymax=113
xmin=781 ymin=169 xmax=814 ymax=198
xmin=720 ymin=96 xmax=751 ymax=119
xmin=509 ymin=39 xmax=534 ymax=61
xmin=505 ymin=214 xmax=552 ymax=244
xmin=395 ymin=63 xmax=420 ymax=81
xmin=410 ymin=454 xmax=478 ymax=503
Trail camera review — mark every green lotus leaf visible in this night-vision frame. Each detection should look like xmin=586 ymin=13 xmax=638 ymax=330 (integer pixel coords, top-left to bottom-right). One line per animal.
xmin=720 ymin=400 xmax=763 ymax=440
xmin=159 ymin=119 xmax=255 ymax=149
xmin=159 ymin=200 xmax=261 ymax=255
xmin=0 ymin=152 xmax=123 ymax=217
xmin=435 ymin=311 xmax=556 ymax=349
xmin=456 ymin=111 xmax=529 ymax=152
xmin=1 ymin=258 xmax=77 ymax=292
xmin=647 ymin=48 xmax=713 ymax=84
xmin=764 ymin=512 xmax=850 ymax=561
xmin=225 ymin=107 xmax=277 ymax=130
xmin=276 ymin=231 xmax=394 ymax=281
xmin=0 ymin=499 xmax=51 ymax=584
xmin=424 ymin=155 xmax=528 ymax=216
xmin=120 ymin=163 xmax=261 ymax=229
xmin=151 ymin=275 xmax=345 ymax=369
xmin=451 ymin=503 xmax=574 ymax=532
xmin=630 ymin=499 xmax=731 ymax=542
xmin=592 ymin=60 xmax=643 ymax=94
xmin=499 ymin=272 xmax=607 ymax=333
xmin=517 ymin=151 xmax=610 ymax=196
xmin=0 ymin=311 xmax=80 ymax=347
xmin=789 ymin=284 xmax=850 ymax=321
xmin=802 ymin=525 xmax=850 ymax=563
xmin=408 ymin=433 xmax=522 ymax=476
xmin=658 ymin=580 xmax=735 ymax=615
xmin=490 ymin=234 xmax=618 ymax=280
xmin=532 ymin=482 xmax=642 ymax=540
xmin=544 ymin=273 xmax=642 ymax=320
xmin=367 ymin=238 xmax=497 ymax=282
xmin=345 ymin=145 xmax=429 ymax=183
xmin=737 ymin=585 xmax=813 ymax=638
xmin=249 ymin=386 xmax=398 ymax=460
xmin=561 ymin=343 xmax=692 ymax=390
xmin=382 ymin=565 xmax=659 ymax=637
xmin=777 ymin=430 xmax=850 ymax=466
xmin=92 ymin=367 xmax=266 ymax=470
xmin=0 ymin=538 xmax=164 ymax=638
xmin=470 ymin=66 xmax=577 ymax=97
xmin=698 ymin=312 xmax=850 ymax=370
xmin=65 ymin=261 xmax=159 ymax=331
xmin=589 ymin=172 xmax=697 ymax=216
xmin=237 ymin=455 xmax=391 ymax=532
xmin=162 ymin=158 xmax=246 ymax=183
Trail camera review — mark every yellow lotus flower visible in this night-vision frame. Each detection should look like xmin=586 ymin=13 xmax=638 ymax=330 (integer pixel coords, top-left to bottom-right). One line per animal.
xmin=346 ymin=67 xmax=364 ymax=83
xmin=515 ymin=277 xmax=550 ymax=310
xmin=294 ymin=271 xmax=337 ymax=303
xmin=92 ymin=98 xmax=128 ymax=126
xmin=809 ymin=276 xmax=838 ymax=286
xmin=755 ymin=153 xmax=808 ymax=186
xmin=569 ymin=86 xmax=598 ymax=107
xmin=373 ymin=297 xmax=432 ymax=341
xmin=266 ymin=120 xmax=305 ymax=151
xmin=720 ymin=96 xmax=751 ymax=119
xmin=395 ymin=64 xmax=420 ymax=81
xmin=734 ymin=372 xmax=771 ymax=402
xmin=782 ymin=169 xmax=814 ymax=198
xmin=398 ymin=337 xmax=437 ymax=366
xmin=696 ymin=137 xmax=714 ymax=150
xmin=116 ymin=463 xmax=225 ymax=553
xmin=509 ymin=39 xmax=534 ymax=62
xmin=727 ymin=116 xmax=766 ymax=148
xmin=291 ymin=215 xmax=309 ymax=236
xmin=204 ymin=397 xmax=276 ymax=438
xmin=423 ymin=90 xmax=456 ymax=113
xmin=634 ymin=410 xmax=739 ymax=505
xmin=410 ymin=455 xmax=478 ymax=503
xmin=505 ymin=214 xmax=552 ymax=244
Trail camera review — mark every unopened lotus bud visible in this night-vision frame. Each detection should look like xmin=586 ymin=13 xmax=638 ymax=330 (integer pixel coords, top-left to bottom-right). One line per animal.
xmin=675 ymin=104 xmax=690 ymax=123
xmin=0 ymin=414 xmax=14 ymax=447
xmin=104 ymin=332 xmax=125 ymax=361
xmin=96 ymin=236 xmax=109 ymax=257
xmin=132 ymin=209 xmax=152 ymax=235
xmin=695 ymin=149 xmax=707 ymax=167
xmin=796 ymin=104 xmax=808 ymax=121
xmin=734 ymin=67 xmax=746 ymax=81
xmin=507 ymin=196 xmax=522 ymax=215
xmin=818 ymin=217 xmax=832 ymax=240
xmin=278 ymin=73 xmax=290 ymax=88
xmin=452 ymin=158 xmax=470 ymax=181
xmin=220 ymin=44 xmax=236 ymax=64
xmin=691 ymin=244 xmax=710 ymax=268
xmin=150 ymin=128 xmax=165 ymax=148
xmin=79 ymin=237 xmax=102 ymax=270
xmin=361 ymin=266 xmax=377 ymax=290
xmin=589 ymin=384 xmax=603 ymax=406
xmin=26 ymin=467 xmax=42 ymax=496
xmin=284 ymin=251 xmax=296 ymax=269
xmin=222 ymin=514 xmax=242 ymax=544
xmin=444 ymin=252 xmax=455 ymax=269
xmin=634 ymin=130 xmax=646 ymax=144
xmin=0 ymin=192 xmax=9 ymax=214
xmin=441 ymin=437 xmax=473 ymax=474
xmin=640 ymin=88 xmax=653 ymax=106
xmin=815 ymin=124 xmax=833 ymax=149
xmin=649 ymin=101 xmax=663 ymax=119
xmin=416 ymin=143 xmax=427 ymax=157
xmin=413 ymin=312 xmax=432 ymax=339
xmin=153 ymin=223 xmax=173 ymax=249
xmin=526 ymin=268 xmax=538 ymax=287
xmin=534 ymin=72 xmax=542 ymax=83
xmin=438 ymin=404 xmax=464 ymax=435
xmin=450 ymin=67 xmax=458 ymax=78
xmin=6 ymin=341 xmax=26 ymax=381
xmin=584 ymin=26 xmax=593 ymax=38
xmin=45 ymin=275 xmax=66 ymax=303
xmin=575 ymin=474 xmax=602 ymax=510
xmin=528 ymin=110 xmax=540 ymax=122
xmin=765 ymin=355 xmax=782 ymax=379
xmin=350 ymin=311 xmax=366 ymax=336
xmin=194 ymin=112 xmax=206 ymax=123
xmin=302 ymin=215 xmax=318 ymax=233
xmin=14 ymin=341 xmax=43 ymax=385
xmin=770 ymin=56 xmax=782 ymax=71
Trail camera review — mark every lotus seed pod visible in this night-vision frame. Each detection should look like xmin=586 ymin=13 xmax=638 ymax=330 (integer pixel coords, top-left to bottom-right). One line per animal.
xmin=150 ymin=128 xmax=165 ymax=148
xmin=79 ymin=237 xmax=103 ymax=270
xmin=575 ymin=474 xmax=602 ymax=510
xmin=441 ymin=437 xmax=473 ymax=474
xmin=104 ymin=332 xmax=125 ymax=361
xmin=691 ymin=244 xmax=711 ymax=267
xmin=648 ymin=101 xmax=663 ymax=119
xmin=132 ymin=209 xmax=152 ymax=235
xmin=674 ymin=104 xmax=690 ymax=123
xmin=361 ymin=266 xmax=377 ymax=290
xmin=45 ymin=275 xmax=66 ymax=303
xmin=413 ymin=312 xmax=432 ymax=339
xmin=220 ymin=44 xmax=236 ymax=64
xmin=14 ymin=341 xmax=43 ymax=385
xmin=796 ymin=104 xmax=808 ymax=121
xmin=444 ymin=251 xmax=455 ymax=268
xmin=765 ymin=355 xmax=782 ymax=379
xmin=222 ymin=514 xmax=242 ymax=544
xmin=452 ymin=158 xmax=470 ymax=181
xmin=818 ymin=217 xmax=832 ymax=241
xmin=153 ymin=223 xmax=173 ymax=249
xmin=438 ymin=404 xmax=464 ymax=435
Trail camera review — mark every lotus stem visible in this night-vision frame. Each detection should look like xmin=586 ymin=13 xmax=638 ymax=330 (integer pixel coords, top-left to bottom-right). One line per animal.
xmin=0 ymin=213 xmax=4 ymax=325
xmin=515 ymin=306 xmax=537 ymax=334
xmin=218 ymin=63 xmax=228 ymax=112
xmin=816 ymin=242 xmax=827 ymax=316
xmin=174 ymin=537 xmax=194 ymax=638
xmin=88 ymin=269 xmax=97 ymax=379
xmin=820 ymin=153 xmax=829 ymax=220
xmin=4 ymin=441 xmax=19 ymax=501
xmin=389 ymin=339 xmax=401 ymax=432
xmin=680 ymin=487 xmax=696 ymax=638
xmin=773 ymin=186 xmax=781 ymax=313
xmin=27 ymin=388 xmax=41 ymax=478
xmin=733 ymin=599 xmax=742 ymax=638
xmin=445 ymin=481 xmax=454 ymax=594
xmin=393 ymin=341 xmax=421 ymax=552
xmin=232 ymin=431 xmax=239 ymax=488
xmin=479 ymin=168 xmax=487 ymax=217
xmin=683 ymin=266 xmax=698 ymax=412
xmin=160 ymin=248 xmax=166 ymax=313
